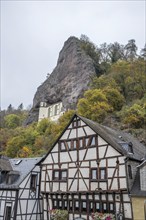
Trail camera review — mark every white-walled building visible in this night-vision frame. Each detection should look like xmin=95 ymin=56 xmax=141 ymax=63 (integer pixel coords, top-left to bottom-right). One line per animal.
xmin=0 ymin=157 xmax=43 ymax=220
xmin=38 ymin=102 xmax=65 ymax=122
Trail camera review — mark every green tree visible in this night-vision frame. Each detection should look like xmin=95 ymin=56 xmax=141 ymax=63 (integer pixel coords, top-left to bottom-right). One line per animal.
xmin=125 ymin=39 xmax=137 ymax=61
xmin=4 ymin=114 xmax=21 ymax=128
xmin=77 ymin=89 xmax=112 ymax=122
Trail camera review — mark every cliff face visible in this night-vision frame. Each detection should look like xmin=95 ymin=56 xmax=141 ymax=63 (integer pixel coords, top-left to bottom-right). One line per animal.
xmin=26 ymin=36 xmax=96 ymax=124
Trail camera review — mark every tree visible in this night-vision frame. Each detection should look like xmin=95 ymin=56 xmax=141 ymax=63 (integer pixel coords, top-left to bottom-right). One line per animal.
xmin=103 ymin=87 xmax=125 ymax=111
xmin=140 ymin=44 xmax=146 ymax=60
xmin=108 ymin=42 xmax=124 ymax=63
xmin=77 ymin=89 xmax=112 ymax=122
xmin=125 ymin=39 xmax=137 ymax=61
xmin=4 ymin=114 xmax=21 ymax=129
xmin=7 ymin=104 xmax=13 ymax=113
xmin=18 ymin=103 xmax=23 ymax=111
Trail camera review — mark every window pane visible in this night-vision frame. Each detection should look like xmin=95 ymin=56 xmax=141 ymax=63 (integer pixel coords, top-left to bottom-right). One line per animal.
xmin=110 ymin=203 xmax=114 ymax=211
xmin=86 ymin=138 xmax=89 ymax=146
xmin=100 ymin=169 xmax=106 ymax=179
xmin=61 ymin=171 xmax=67 ymax=180
xmin=96 ymin=202 xmax=100 ymax=210
xmin=60 ymin=142 xmax=66 ymax=150
xmin=80 ymin=139 xmax=83 ymax=148
xmin=91 ymin=137 xmax=95 ymax=145
xmin=53 ymin=171 xmax=59 ymax=180
xmin=75 ymin=201 xmax=79 ymax=207
xmin=82 ymin=202 xmax=86 ymax=208
xmin=91 ymin=169 xmax=97 ymax=179
xmin=5 ymin=206 xmax=11 ymax=220
xmin=67 ymin=141 xmax=71 ymax=149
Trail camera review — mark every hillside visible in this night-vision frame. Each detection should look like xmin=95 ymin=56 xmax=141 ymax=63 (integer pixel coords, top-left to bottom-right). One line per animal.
xmin=0 ymin=35 xmax=146 ymax=158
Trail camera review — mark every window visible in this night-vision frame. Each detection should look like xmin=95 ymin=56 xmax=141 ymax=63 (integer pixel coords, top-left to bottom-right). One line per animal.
xmin=5 ymin=204 xmax=12 ymax=220
xmin=61 ymin=170 xmax=67 ymax=180
xmin=95 ymin=202 xmax=100 ymax=212
xmin=53 ymin=200 xmax=57 ymax=209
xmin=128 ymin=142 xmax=133 ymax=153
xmin=53 ymin=170 xmax=59 ymax=180
xmin=67 ymin=141 xmax=71 ymax=150
xmin=91 ymin=168 xmax=107 ymax=181
xmin=72 ymin=120 xmax=81 ymax=128
xmin=53 ymin=170 xmax=67 ymax=181
xmin=74 ymin=200 xmax=79 ymax=211
xmin=100 ymin=168 xmax=106 ymax=180
xmin=85 ymin=137 xmax=89 ymax=146
xmin=102 ymin=203 xmax=107 ymax=212
xmin=91 ymin=136 xmax=96 ymax=146
xmin=60 ymin=141 xmax=66 ymax=151
xmin=54 ymin=104 xmax=60 ymax=115
xmin=69 ymin=200 xmax=73 ymax=211
xmin=90 ymin=202 xmax=94 ymax=212
xmin=109 ymin=203 xmax=114 ymax=213
xmin=81 ymin=201 xmax=87 ymax=212
xmin=128 ymin=165 xmax=132 ymax=179
xmin=79 ymin=139 xmax=83 ymax=148
xmin=30 ymin=174 xmax=37 ymax=191
xmin=91 ymin=169 xmax=97 ymax=180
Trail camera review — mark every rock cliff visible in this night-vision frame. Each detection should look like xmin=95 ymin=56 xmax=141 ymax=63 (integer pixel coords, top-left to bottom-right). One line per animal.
xmin=25 ymin=36 xmax=96 ymax=124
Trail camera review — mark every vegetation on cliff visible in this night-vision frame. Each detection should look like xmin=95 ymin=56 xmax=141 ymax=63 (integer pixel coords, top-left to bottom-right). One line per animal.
xmin=0 ymin=36 xmax=145 ymax=158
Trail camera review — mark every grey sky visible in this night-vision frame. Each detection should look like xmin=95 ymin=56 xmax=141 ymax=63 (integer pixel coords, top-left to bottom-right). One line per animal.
xmin=1 ymin=0 xmax=145 ymax=110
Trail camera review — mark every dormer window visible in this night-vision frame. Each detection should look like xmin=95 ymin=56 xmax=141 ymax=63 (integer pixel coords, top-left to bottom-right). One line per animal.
xmin=119 ymin=142 xmax=133 ymax=154
xmin=6 ymin=171 xmax=19 ymax=185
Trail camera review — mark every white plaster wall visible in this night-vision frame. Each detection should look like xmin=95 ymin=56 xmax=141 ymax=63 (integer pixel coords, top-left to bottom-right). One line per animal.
xmin=98 ymin=136 xmax=107 ymax=145
xmin=60 ymin=130 xmax=70 ymax=139
xmin=124 ymin=203 xmax=132 ymax=218
xmin=106 ymin=145 xmax=121 ymax=157
xmin=84 ymin=126 xmax=95 ymax=135
xmin=98 ymin=146 xmax=106 ymax=158
xmin=85 ymin=148 xmax=97 ymax=160
xmin=77 ymin=127 xmax=86 ymax=137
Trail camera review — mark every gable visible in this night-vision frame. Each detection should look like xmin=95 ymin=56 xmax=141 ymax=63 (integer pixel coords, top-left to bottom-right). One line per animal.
xmin=42 ymin=115 xmax=122 ymax=165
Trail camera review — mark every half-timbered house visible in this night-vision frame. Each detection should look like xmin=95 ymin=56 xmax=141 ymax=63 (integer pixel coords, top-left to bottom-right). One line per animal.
xmin=40 ymin=114 xmax=145 ymax=220
xmin=0 ymin=157 xmax=43 ymax=220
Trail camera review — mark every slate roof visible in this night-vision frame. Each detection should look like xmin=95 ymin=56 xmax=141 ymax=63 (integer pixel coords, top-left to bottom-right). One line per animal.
xmin=0 ymin=157 xmax=42 ymax=189
xmin=130 ymin=166 xmax=146 ymax=197
xmin=79 ymin=115 xmax=146 ymax=161
xmin=0 ymin=158 xmax=12 ymax=171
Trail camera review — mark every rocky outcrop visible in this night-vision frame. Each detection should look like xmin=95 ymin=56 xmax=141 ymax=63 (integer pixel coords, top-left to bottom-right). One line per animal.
xmin=25 ymin=36 xmax=96 ymax=124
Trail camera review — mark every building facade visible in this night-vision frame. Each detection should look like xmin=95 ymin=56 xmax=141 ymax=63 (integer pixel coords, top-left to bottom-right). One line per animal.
xmin=38 ymin=101 xmax=64 ymax=122
xmin=0 ymin=157 xmax=43 ymax=220
xmin=39 ymin=114 xmax=145 ymax=220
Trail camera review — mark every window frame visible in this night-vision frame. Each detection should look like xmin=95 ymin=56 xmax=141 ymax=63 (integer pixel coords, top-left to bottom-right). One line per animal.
xmin=4 ymin=203 xmax=12 ymax=220
xmin=52 ymin=169 xmax=67 ymax=182
xmin=30 ymin=174 xmax=37 ymax=191
xmin=90 ymin=167 xmax=107 ymax=181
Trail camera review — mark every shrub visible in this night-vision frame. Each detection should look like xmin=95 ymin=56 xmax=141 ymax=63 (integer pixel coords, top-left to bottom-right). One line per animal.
xmin=50 ymin=209 xmax=68 ymax=220
xmin=91 ymin=212 xmax=115 ymax=220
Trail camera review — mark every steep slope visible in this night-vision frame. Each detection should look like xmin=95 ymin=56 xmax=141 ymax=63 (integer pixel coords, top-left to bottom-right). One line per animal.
xmin=25 ymin=36 xmax=96 ymax=124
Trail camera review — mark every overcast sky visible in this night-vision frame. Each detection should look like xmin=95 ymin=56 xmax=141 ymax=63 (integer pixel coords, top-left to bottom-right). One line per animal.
xmin=1 ymin=0 xmax=145 ymax=110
